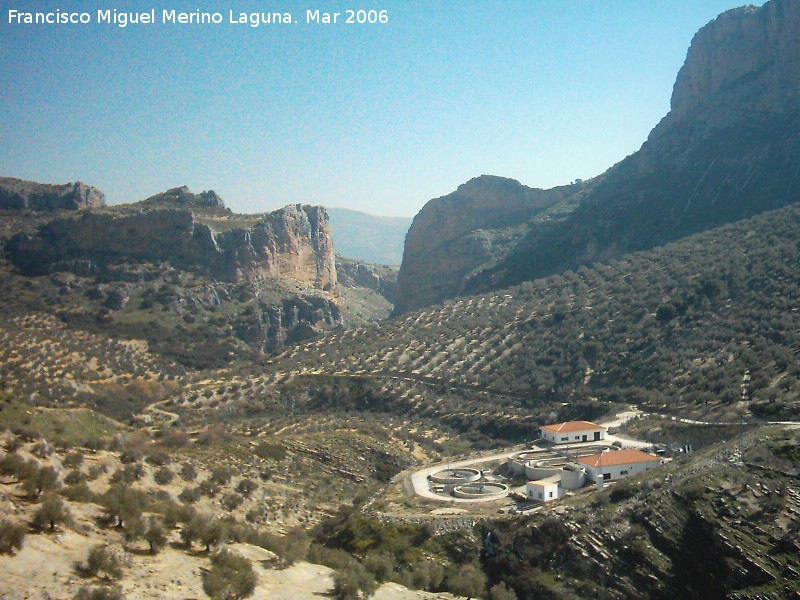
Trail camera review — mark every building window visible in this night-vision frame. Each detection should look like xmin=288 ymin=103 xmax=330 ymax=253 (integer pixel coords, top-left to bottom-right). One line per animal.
xmin=548 ymin=491 xmax=553 ymax=498
xmin=603 ymin=473 xmax=611 ymax=481
xmin=561 ymin=437 xmax=568 ymax=442
xmin=575 ymin=436 xmax=580 ymax=440
xmin=620 ymin=470 xmax=629 ymax=475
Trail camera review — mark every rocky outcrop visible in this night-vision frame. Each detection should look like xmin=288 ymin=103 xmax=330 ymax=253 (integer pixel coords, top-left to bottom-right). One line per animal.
xmin=234 ymin=295 xmax=342 ymax=353
xmin=137 ymin=185 xmax=226 ymax=210
xmin=662 ymin=0 xmax=800 ymax=132
xmin=394 ymin=175 xmax=582 ymax=313
xmin=336 ymin=259 xmax=398 ymax=303
xmin=0 ymin=177 xmax=105 ymax=210
xmin=473 ymin=0 xmax=800 ymax=293
xmin=406 ymin=0 xmax=800 ymax=301
xmin=5 ymin=190 xmax=337 ymax=295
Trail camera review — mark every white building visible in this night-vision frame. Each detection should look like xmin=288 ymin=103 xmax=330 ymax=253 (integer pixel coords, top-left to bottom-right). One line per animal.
xmin=526 ymin=479 xmax=560 ymax=503
xmin=578 ymin=449 xmax=661 ymax=483
xmin=540 ymin=420 xmax=606 ymax=444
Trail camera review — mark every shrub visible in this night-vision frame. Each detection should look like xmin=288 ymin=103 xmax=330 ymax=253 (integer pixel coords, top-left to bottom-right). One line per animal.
xmin=445 ymin=563 xmax=486 ymax=599
xmin=0 ymin=519 xmax=26 ymax=554
xmin=110 ymin=463 xmax=144 ymax=484
xmin=181 ymin=514 xmax=227 ymax=550
xmin=86 ymin=464 xmax=107 ymax=481
xmin=221 ymin=492 xmax=243 ymax=511
xmin=61 ymin=482 xmax=95 ymax=503
xmin=245 ymin=508 xmax=264 ymax=524
xmin=63 ymin=450 xmax=85 ymax=469
xmin=82 ymin=545 xmax=124 ymax=580
xmin=122 ymin=516 xmax=146 ymax=545
xmin=145 ymin=451 xmax=171 ymax=467
xmin=102 ymin=483 xmax=146 ymax=528
xmin=144 ymin=516 xmax=167 ymax=554
xmin=179 ymin=487 xmax=201 ymax=504
xmin=203 ymin=548 xmax=257 ymax=600
xmin=254 ymin=443 xmax=286 ymax=462
xmin=64 ymin=469 xmax=86 ymax=485
xmin=332 ymin=569 xmax=359 ymax=600
xmin=31 ymin=440 xmax=54 ymax=458
xmin=159 ymin=430 xmax=190 ymax=449
xmin=489 ymin=582 xmax=518 ymax=600
xmin=154 ymin=467 xmax=174 ymax=486
xmin=180 ymin=463 xmax=197 ymax=482
xmin=4 ymin=436 xmax=22 ymax=453
xmin=307 ymin=544 xmax=353 ymax=571
xmin=210 ymin=467 xmax=232 ymax=485
xmin=362 ymin=551 xmax=395 ymax=583
xmin=33 ymin=494 xmax=72 ymax=531
xmin=22 ymin=464 xmax=60 ymax=498
xmin=255 ymin=529 xmax=309 ymax=566
xmin=74 ymin=585 xmax=126 ymax=600
xmin=236 ymin=479 xmax=257 ymax=498
xmin=199 ymin=479 xmax=220 ymax=498
xmin=119 ymin=449 xmax=142 ymax=464
xmin=0 ymin=453 xmax=28 ymax=477
xmin=200 ymin=518 xmax=229 ymax=552
xmin=333 ymin=562 xmax=376 ymax=600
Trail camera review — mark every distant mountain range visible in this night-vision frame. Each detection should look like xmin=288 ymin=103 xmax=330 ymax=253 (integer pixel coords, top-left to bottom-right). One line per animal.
xmin=326 ymin=207 xmax=411 ymax=266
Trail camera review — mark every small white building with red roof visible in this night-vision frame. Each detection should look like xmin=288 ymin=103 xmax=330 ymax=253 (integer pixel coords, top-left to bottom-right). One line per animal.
xmin=578 ymin=448 xmax=661 ymax=483
xmin=540 ymin=420 xmax=606 ymax=444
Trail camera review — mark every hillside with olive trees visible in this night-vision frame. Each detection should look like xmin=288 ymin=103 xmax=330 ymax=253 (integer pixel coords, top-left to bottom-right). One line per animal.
xmin=269 ymin=201 xmax=800 ymax=424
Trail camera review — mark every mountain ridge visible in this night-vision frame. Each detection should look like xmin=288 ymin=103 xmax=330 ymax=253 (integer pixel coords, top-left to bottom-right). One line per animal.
xmin=396 ymin=0 xmax=800 ymax=312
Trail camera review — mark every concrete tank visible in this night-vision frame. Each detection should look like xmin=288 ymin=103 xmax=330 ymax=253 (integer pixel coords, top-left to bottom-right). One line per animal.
xmin=452 ymin=482 xmax=509 ymax=500
xmin=560 ymin=463 xmax=586 ymax=490
xmin=525 ymin=462 xmax=561 ymax=481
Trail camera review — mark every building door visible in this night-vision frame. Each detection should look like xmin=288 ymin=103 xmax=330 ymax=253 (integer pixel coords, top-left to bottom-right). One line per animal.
xmin=594 ymin=432 xmax=601 ymax=441
xmin=582 ymin=435 xmax=587 ymax=442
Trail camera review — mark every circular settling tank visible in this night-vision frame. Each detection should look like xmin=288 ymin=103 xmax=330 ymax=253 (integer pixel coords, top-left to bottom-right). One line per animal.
xmin=429 ymin=468 xmax=481 ymax=485
xmin=452 ymin=482 xmax=509 ymax=499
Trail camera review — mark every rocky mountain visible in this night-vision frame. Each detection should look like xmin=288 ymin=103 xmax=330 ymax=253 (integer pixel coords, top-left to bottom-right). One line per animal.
xmin=0 ymin=176 xmax=105 ymax=210
xmin=336 ymin=258 xmax=397 ymax=304
xmin=274 ymin=200 xmax=800 ymax=424
xmin=394 ymin=176 xmax=583 ymax=313
xmin=326 ymin=207 xmax=411 ymax=265
xmin=397 ymin=0 xmax=800 ymax=311
xmin=6 ymin=186 xmax=338 ymax=292
xmin=0 ymin=181 xmax=342 ymax=365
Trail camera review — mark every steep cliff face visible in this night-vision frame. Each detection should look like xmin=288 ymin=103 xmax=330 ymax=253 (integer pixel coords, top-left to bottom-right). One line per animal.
xmin=663 ymin=0 xmax=800 ymax=131
xmin=336 ymin=258 xmax=398 ymax=303
xmin=5 ymin=195 xmax=337 ymax=294
xmin=396 ymin=0 xmax=800 ymax=309
xmin=0 ymin=177 xmax=105 ymax=210
xmin=1 ymin=184 xmax=341 ymax=363
xmin=394 ymin=175 xmax=582 ymax=313
xmin=465 ymin=0 xmax=800 ymax=294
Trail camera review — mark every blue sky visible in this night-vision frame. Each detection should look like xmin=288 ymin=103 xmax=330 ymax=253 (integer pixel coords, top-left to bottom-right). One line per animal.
xmin=1 ymin=1 xmax=760 ymax=216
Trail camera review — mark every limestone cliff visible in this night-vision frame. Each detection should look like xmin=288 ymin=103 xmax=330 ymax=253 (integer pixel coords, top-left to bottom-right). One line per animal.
xmin=394 ymin=175 xmax=582 ymax=313
xmin=336 ymin=258 xmax=398 ymax=303
xmin=413 ymin=0 xmax=800 ymax=300
xmin=5 ymin=192 xmax=337 ymax=296
xmin=0 ymin=177 xmax=105 ymax=210
xmin=661 ymin=0 xmax=800 ymax=133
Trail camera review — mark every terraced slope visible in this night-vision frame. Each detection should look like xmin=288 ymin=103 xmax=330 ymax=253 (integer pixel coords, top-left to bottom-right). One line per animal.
xmin=0 ymin=312 xmax=185 ymax=420
xmin=267 ymin=203 xmax=800 ymax=421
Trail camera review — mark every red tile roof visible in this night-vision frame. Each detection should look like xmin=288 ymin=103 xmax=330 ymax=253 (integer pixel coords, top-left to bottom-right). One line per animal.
xmin=541 ymin=420 xmax=605 ymax=433
xmin=578 ymin=449 xmax=659 ymax=468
